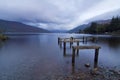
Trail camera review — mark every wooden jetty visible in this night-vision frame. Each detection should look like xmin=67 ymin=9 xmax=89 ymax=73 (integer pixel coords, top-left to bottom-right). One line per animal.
xmin=58 ymin=37 xmax=86 ymax=44
xmin=58 ymin=36 xmax=97 ymax=48
xmin=72 ymin=45 xmax=101 ymax=68
xmin=58 ymin=37 xmax=86 ymax=48
xmin=62 ymin=38 xmax=80 ymax=55
xmin=58 ymin=37 xmax=101 ymax=69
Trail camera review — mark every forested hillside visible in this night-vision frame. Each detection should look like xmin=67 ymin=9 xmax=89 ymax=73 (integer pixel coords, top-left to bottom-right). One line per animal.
xmin=83 ymin=16 xmax=120 ymax=34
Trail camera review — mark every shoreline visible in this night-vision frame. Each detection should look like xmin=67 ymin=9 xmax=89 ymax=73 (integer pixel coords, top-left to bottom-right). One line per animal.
xmin=51 ymin=66 xmax=120 ymax=80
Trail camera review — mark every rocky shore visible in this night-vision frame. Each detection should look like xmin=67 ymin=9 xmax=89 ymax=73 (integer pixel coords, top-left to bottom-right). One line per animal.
xmin=46 ymin=67 xmax=120 ymax=80
xmin=0 ymin=34 xmax=8 ymax=41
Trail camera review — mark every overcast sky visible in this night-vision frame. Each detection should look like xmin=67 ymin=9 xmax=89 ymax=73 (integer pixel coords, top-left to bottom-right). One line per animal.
xmin=0 ymin=0 xmax=120 ymax=30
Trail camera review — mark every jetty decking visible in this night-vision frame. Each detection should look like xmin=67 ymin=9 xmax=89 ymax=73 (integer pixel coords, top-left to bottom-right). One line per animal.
xmin=58 ymin=37 xmax=101 ymax=69
xmin=58 ymin=36 xmax=97 ymax=48
xmin=72 ymin=45 xmax=101 ymax=68
xmin=58 ymin=37 xmax=85 ymax=48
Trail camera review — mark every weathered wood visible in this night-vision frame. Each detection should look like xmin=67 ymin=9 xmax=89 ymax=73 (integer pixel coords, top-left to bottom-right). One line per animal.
xmin=70 ymin=41 xmax=72 ymax=48
xmin=83 ymin=36 xmax=85 ymax=43
xmin=72 ymin=46 xmax=101 ymax=50
xmin=58 ymin=37 xmax=81 ymax=50
xmin=60 ymin=41 xmax=62 ymax=48
xmin=58 ymin=37 xmax=99 ymax=57
xmin=63 ymin=54 xmax=79 ymax=57
xmin=72 ymin=48 xmax=75 ymax=66
xmin=63 ymin=48 xmax=66 ymax=56
xmin=76 ymin=41 xmax=79 ymax=55
xmin=63 ymin=39 xmax=80 ymax=42
xmin=72 ymin=45 xmax=101 ymax=69
xmin=58 ymin=37 xmax=62 ymax=48
xmin=70 ymin=37 xmax=73 ymax=48
xmin=63 ymin=42 xmax=66 ymax=49
xmin=94 ymin=49 xmax=99 ymax=68
xmin=63 ymin=42 xmax=66 ymax=56
xmin=85 ymin=37 xmax=87 ymax=43
xmin=58 ymin=37 xmax=60 ymax=44
xmin=58 ymin=37 xmax=97 ymax=45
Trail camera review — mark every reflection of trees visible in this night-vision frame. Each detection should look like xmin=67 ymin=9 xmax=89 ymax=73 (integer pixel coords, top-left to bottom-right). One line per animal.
xmin=107 ymin=37 xmax=120 ymax=48
xmin=100 ymin=37 xmax=120 ymax=48
xmin=0 ymin=41 xmax=4 ymax=48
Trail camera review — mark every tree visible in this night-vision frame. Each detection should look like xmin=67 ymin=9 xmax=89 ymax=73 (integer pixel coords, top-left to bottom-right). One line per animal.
xmin=106 ymin=16 xmax=120 ymax=32
xmin=84 ymin=22 xmax=97 ymax=34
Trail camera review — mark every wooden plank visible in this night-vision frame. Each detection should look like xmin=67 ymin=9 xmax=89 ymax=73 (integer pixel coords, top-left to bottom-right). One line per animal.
xmin=58 ymin=37 xmax=90 ymax=43
xmin=72 ymin=45 xmax=101 ymax=69
xmin=64 ymin=39 xmax=80 ymax=42
xmin=72 ymin=46 xmax=101 ymax=50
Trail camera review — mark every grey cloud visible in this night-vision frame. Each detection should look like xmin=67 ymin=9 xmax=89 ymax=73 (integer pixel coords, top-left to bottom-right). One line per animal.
xmin=0 ymin=0 xmax=119 ymax=30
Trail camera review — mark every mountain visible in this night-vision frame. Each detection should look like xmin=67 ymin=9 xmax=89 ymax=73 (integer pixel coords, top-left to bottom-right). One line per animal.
xmin=68 ymin=19 xmax=111 ymax=33
xmin=68 ymin=9 xmax=120 ymax=33
xmin=93 ymin=19 xmax=111 ymax=24
xmin=51 ymin=30 xmax=67 ymax=33
xmin=0 ymin=19 xmax=50 ymax=33
xmin=68 ymin=24 xmax=91 ymax=33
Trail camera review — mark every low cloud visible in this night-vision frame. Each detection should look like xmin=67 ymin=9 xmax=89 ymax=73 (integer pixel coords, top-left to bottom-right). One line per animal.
xmin=0 ymin=0 xmax=120 ymax=30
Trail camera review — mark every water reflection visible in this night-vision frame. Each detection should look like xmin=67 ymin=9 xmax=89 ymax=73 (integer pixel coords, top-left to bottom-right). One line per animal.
xmin=0 ymin=34 xmax=120 ymax=79
xmin=58 ymin=36 xmax=101 ymax=73
xmin=0 ymin=41 xmax=3 ymax=48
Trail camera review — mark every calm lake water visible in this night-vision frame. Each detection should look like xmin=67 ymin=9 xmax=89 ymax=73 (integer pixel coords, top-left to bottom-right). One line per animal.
xmin=0 ymin=33 xmax=120 ymax=80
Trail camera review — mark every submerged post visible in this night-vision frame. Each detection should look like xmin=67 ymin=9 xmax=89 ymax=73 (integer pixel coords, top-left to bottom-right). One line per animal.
xmin=72 ymin=48 xmax=76 ymax=66
xmin=58 ymin=37 xmax=62 ymax=48
xmin=58 ymin=37 xmax=60 ymax=44
xmin=70 ymin=37 xmax=73 ymax=48
xmin=63 ymin=41 xmax=66 ymax=55
xmin=83 ymin=36 xmax=84 ymax=43
xmin=76 ymin=41 xmax=79 ymax=55
xmin=86 ymin=37 xmax=88 ymax=44
xmin=72 ymin=45 xmax=101 ymax=69
xmin=94 ymin=49 xmax=99 ymax=68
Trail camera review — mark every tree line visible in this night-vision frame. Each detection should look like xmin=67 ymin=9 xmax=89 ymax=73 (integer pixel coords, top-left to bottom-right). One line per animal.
xmin=82 ymin=16 xmax=120 ymax=34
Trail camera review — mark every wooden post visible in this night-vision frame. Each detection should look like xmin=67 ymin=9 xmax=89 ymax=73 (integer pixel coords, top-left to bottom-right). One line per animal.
xmin=60 ymin=40 xmax=62 ymax=48
xmin=70 ymin=41 xmax=72 ymax=48
xmin=63 ymin=41 xmax=66 ymax=55
xmin=63 ymin=47 xmax=66 ymax=56
xmin=58 ymin=37 xmax=62 ymax=48
xmin=72 ymin=47 xmax=75 ymax=74
xmin=94 ymin=49 xmax=99 ymax=68
xmin=72 ymin=63 xmax=75 ymax=74
xmin=70 ymin=37 xmax=73 ymax=48
xmin=83 ymin=36 xmax=84 ymax=43
xmin=77 ymin=41 xmax=79 ymax=55
xmin=72 ymin=48 xmax=76 ymax=66
xmin=85 ymin=37 xmax=87 ymax=44
xmin=64 ymin=41 xmax=66 ymax=49
xmin=58 ymin=37 xmax=59 ymax=44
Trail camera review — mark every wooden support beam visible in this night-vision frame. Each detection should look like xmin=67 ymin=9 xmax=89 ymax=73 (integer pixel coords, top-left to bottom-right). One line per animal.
xmin=76 ymin=41 xmax=79 ymax=55
xmin=70 ymin=41 xmax=72 ymax=48
xmin=63 ymin=41 xmax=66 ymax=49
xmin=70 ymin=37 xmax=73 ymax=48
xmin=73 ymin=46 xmax=101 ymax=50
xmin=83 ymin=36 xmax=85 ymax=43
xmin=72 ymin=45 xmax=101 ymax=69
xmin=63 ymin=41 xmax=66 ymax=55
xmin=94 ymin=49 xmax=99 ymax=68
xmin=58 ymin=36 xmax=99 ymax=50
xmin=58 ymin=37 xmax=60 ymax=44
xmin=72 ymin=48 xmax=76 ymax=66
xmin=85 ymin=37 xmax=87 ymax=44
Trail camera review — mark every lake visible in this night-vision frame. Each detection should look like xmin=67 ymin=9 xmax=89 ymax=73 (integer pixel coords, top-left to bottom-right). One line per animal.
xmin=0 ymin=33 xmax=120 ymax=80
